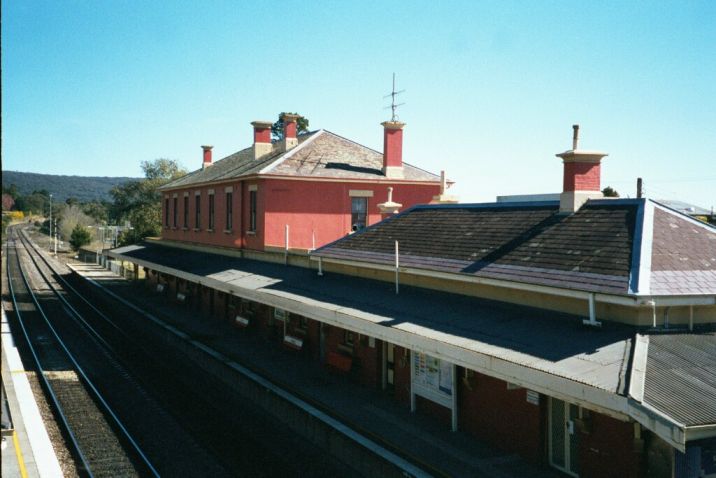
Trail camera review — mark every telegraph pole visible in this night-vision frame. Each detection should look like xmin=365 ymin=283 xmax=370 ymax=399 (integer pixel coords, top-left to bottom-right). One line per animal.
xmin=49 ymin=193 xmax=53 ymax=251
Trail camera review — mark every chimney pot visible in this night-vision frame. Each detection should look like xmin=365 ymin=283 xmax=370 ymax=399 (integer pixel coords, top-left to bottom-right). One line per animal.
xmin=381 ymin=121 xmax=405 ymax=179
xmin=572 ymin=124 xmax=580 ymax=150
xmin=202 ymin=145 xmax=213 ymax=169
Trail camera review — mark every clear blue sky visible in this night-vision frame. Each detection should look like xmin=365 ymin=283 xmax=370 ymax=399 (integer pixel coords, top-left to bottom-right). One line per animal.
xmin=3 ymin=1 xmax=715 ymax=208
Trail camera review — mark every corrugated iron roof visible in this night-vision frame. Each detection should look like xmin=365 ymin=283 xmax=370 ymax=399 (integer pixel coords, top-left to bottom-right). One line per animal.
xmin=643 ymin=333 xmax=716 ymax=426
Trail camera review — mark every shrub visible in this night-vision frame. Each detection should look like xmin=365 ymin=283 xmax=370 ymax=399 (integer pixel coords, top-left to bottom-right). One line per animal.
xmin=69 ymin=224 xmax=92 ymax=251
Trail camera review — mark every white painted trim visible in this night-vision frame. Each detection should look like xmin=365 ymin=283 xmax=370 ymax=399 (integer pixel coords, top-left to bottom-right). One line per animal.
xmin=258 ymin=129 xmax=326 ymax=175
xmin=349 ymin=190 xmax=374 ymax=198
xmin=183 ymin=191 xmax=189 ymax=197
xmin=248 ymin=184 xmax=258 ymax=192
xmin=224 ymin=186 xmax=233 ymax=193
xmin=628 ymin=334 xmax=648 ymax=402
xmin=207 ymin=189 xmax=215 ymax=195
xmin=172 ymin=193 xmax=178 ymax=198
xmin=636 ymin=200 xmax=654 ymax=295
xmin=195 ymin=190 xmax=201 ymax=196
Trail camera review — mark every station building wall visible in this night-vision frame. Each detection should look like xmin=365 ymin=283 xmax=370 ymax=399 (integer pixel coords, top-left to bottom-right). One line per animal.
xmin=161 ymin=178 xmax=440 ymax=253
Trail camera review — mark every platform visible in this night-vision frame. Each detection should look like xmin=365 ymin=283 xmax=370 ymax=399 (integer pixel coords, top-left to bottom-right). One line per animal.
xmin=2 ymin=306 xmax=63 ymax=478
xmin=72 ymin=261 xmax=563 ymax=477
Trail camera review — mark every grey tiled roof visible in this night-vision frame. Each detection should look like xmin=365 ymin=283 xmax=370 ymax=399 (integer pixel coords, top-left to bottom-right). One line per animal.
xmin=314 ymin=201 xmax=638 ymax=294
xmin=648 ymin=205 xmax=716 ymax=295
xmin=161 ymin=130 xmax=439 ymax=190
xmin=643 ymin=332 xmax=716 ymax=426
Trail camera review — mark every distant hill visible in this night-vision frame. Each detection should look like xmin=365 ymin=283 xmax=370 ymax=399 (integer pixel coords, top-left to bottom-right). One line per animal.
xmin=2 ymin=171 xmax=138 ymax=203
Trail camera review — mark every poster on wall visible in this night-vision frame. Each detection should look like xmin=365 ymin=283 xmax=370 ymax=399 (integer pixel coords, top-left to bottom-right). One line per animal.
xmin=413 ymin=352 xmax=453 ymax=404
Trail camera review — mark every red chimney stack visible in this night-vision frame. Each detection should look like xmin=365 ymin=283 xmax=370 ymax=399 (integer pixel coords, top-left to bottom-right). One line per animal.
xmin=281 ymin=113 xmax=301 ymax=151
xmin=556 ymin=125 xmax=608 ymax=213
xmin=381 ymin=121 xmax=405 ymax=178
xmin=252 ymin=120 xmax=273 ymax=159
xmin=201 ymin=145 xmax=213 ymax=169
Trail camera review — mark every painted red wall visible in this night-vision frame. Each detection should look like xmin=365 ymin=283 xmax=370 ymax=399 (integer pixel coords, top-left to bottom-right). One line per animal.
xmin=262 ymin=178 xmax=439 ymax=250
xmin=161 ymin=178 xmax=439 ymax=252
xmin=459 ymin=371 xmax=544 ymax=463
xmin=578 ymin=413 xmax=642 ymax=478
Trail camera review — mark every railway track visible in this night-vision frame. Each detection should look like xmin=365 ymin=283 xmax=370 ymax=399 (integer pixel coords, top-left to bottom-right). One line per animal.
xmin=8 ymin=224 xmax=345 ymax=477
xmin=6 ymin=227 xmax=156 ymax=477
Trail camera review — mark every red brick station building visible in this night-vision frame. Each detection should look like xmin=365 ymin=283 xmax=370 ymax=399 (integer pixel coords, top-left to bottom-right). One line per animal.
xmin=109 ymin=119 xmax=716 ymax=478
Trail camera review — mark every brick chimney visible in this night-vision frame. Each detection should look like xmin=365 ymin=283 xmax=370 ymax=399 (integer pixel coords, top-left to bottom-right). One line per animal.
xmin=252 ymin=120 xmax=273 ymax=159
xmin=556 ymin=125 xmax=608 ymax=213
xmin=281 ymin=113 xmax=301 ymax=152
xmin=381 ymin=121 xmax=405 ymax=179
xmin=201 ymin=145 xmax=213 ymax=169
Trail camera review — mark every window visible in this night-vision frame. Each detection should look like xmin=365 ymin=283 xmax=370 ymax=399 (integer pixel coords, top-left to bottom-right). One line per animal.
xmin=183 ymin=196 xmax=189 ymax=228
xmin=208 ymin=194 xmax=215 ymax=230
xmin=172 ymin=197 xmax=178 ymax=227
xmin=165 ymin=199 xmax=169 ymax=227
xmin=351 ymin=197 xmax=368 ymax=231
xmin=298 ymin=316 xmax=308 ymax=330
xmin=195 ymin=194 xmax=201 ymax=229
xmin=344 ymin=330 xmax=354 ymax=347
xmin=249 ymin=190 xmax=257 ymax=232
xmin=225 ymin=192 xmax=233 ymax=230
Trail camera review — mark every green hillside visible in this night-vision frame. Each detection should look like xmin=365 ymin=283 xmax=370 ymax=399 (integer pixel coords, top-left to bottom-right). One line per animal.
xmin=2 ymin=171 xmax=137 ymax=202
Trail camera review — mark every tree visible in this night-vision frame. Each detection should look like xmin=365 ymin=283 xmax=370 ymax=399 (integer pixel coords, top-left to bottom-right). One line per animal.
xmin=602 ymin=186 xmax=619 ymax=198
xmin=110 ymin=158 xmax=186 ymax=245
xmin=58 ymin=204 xmax=94 ymax=243
xmin=69 ymin=224 xmax=92 ymax=251
xmin=271 ymin=112 xmax=309 ymax=140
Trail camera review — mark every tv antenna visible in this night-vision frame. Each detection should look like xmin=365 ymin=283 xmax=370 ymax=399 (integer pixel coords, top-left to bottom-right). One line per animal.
xmin=383 ymin=73 xmax=405 ymax=121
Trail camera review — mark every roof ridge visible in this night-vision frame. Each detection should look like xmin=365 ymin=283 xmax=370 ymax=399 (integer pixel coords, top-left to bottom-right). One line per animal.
xmin=258 ymin=129 xmax=325 ymax=175
xmin=651 ymin=199 xmax=716 ymax=231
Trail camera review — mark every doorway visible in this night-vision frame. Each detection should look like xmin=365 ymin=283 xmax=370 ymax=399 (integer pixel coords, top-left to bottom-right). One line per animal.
xmin=549 ymin=397 xmax=580 ymax=477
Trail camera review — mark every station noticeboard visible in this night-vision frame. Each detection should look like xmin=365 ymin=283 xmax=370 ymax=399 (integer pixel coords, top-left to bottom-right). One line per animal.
xmin=412 ymin=352 xmax=453 ymax=408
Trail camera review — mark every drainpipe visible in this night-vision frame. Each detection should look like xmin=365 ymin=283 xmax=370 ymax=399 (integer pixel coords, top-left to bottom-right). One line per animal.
xmin=582 ymin=293 xmax=602 ymax=327
xmin=689 ymin=305 xmax=694 ymax=331
xmin=648 ymin=300 xmax=657 ymax=328
xmin=239 ymin=181 xmax=244 ymax=251
xmin=663 ymin=307 xmax=670 ymax=329
xmin=317 ymin=257 xmax=324 ymax=276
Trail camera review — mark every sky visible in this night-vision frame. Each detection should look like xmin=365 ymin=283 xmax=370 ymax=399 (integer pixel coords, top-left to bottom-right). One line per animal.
xmin=3 ymin=1 xmax=715 ymax=208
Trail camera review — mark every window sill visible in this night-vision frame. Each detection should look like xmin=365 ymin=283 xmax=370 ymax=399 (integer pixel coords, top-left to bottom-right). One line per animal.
xmin=246 ymin=230 xmax=256 ymax=236
xmin=193 ymin=228 xmax=201 ymax=232
xmin=171 ymin=227 xmax=177 ymax=230
xmin=182 ymin=227 xmax=189 ymax=231
xmin=223 ymin=229 xmax=233 ymax=234
xmin=207 ymin=228 xmax=215 ymax=233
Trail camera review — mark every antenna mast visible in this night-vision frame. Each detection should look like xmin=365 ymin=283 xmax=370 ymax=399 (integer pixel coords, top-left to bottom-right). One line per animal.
xmin=384 ymin=73 xmax=405 ymax=121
